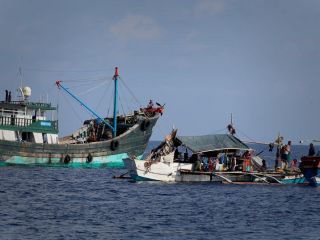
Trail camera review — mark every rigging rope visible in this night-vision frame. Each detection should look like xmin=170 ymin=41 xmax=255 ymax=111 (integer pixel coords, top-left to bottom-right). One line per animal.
xmin=62 ymin=76 xmax=113 ymax=83
xmin=24 ymin=67 xmax=113 ymax=73
xmin=94 ymin=79 xmax=113 ymax=111
xmin=106 ymin=91 xmax=114 ymax=117
xmin=118 ymin=81 xmax=134 ymax=114
xmin=59 ymin=90 xmax=84 ymax=126
xmin=119 ymin=95 xmax=126 ymax=117
xmin=236 ymin=128 xmax=258 ymax=143
xmin=210 ymin=127 xmax=228 ymax=135
xmin=77 ymin=80 xmax=108 ymax=97
xmin=119 ymin=77 xmax=143 ymax=107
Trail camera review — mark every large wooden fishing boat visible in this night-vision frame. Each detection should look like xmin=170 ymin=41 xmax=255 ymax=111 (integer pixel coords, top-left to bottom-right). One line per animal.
xmin=0 ymin=68 xmax=163 ymax=167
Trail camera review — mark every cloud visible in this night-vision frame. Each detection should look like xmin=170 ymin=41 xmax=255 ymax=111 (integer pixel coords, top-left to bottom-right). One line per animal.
xmin=194 ymin=0 xmax=225 ymax=15
xmin=109 ymin=15 xmax=163 ymax=42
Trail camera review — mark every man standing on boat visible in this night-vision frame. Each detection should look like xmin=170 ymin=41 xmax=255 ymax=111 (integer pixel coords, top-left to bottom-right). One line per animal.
xmin=308 ymin=143 xmax=316 ymax=156
xmin=282 ymin=141 xmax=292 ymax=170
xmin=275 ymin=145 xmax=281 ymax=171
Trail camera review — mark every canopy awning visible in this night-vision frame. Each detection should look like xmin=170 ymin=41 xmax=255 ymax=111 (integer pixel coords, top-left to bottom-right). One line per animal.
xmin=175 ymin=134 xmax=249 ymax=153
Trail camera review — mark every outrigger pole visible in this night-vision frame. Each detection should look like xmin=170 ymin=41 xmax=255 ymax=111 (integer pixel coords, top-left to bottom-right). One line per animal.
xmin=55 ymin=79 xmax=116 ymax=136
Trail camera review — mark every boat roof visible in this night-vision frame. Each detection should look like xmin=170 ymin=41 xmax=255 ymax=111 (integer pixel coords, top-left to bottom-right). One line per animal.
xmin=175 ymin=134 xmax=250 ymax=153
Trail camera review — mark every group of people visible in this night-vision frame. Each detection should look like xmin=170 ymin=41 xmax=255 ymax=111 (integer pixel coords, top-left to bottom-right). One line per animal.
xmin=275 ymin=140 xmax=298 ymax=171
xmin=178 ymin=150 xmax=254 ymax=173
xmin=274 ymin=141 xmax=319 ymax=171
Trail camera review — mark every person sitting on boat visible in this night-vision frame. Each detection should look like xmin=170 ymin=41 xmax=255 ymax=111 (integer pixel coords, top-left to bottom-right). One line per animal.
xmin=309 ymin=143 xmax=316 ymax=156
xmin=290 ymin=159 xmax=298 ymax=171
xmin=194 ymin=154 xmax=201 ymax=171
xmin=231 ymin=157 xmax=237 ymax=171
xmin=216 ymin=153 xmax=225 ymax=171
xmin=202 ymin=157 xmax=209 ymax=171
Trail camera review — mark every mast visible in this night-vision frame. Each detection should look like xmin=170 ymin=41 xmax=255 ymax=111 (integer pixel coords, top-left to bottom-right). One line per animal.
xmin=112 ymin=67 xmax=119 ymax=138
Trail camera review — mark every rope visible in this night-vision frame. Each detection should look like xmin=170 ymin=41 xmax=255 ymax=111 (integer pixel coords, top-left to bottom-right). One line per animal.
xmin=77 ymin=80 xmax=108 ymax=97
xmin=24 ymin=67 xmax=113 ymax=73
xmin=210 ymin=127 xmax=228 ymax=135
xmin=118 ymin=82 xmax=134 ymax=114
xmin=236 ymin=128 xmax=257 ymax=143
xmin=119 ymin=77 xmax=143 ymax=107
xmin=106 ymin=91 xmax=114 ymax=117
xmin=94 ymin=79 xmax=113 ymax=111
xmin=119 ymin=95 xmax=126 ymax=116
xmin=62 ymin=76 xmax=112 ymax=82
xmin=59 ymin=90 xmax=84 ymax=126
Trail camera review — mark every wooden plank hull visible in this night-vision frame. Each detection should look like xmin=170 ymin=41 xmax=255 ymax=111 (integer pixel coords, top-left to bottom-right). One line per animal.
xmin=0 ymin=116 xmax=159 ymax=167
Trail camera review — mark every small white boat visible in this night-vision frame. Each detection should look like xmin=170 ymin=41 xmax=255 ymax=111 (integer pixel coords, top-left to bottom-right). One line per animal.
xmin=124 ymin=152 xmax=195 ymax=182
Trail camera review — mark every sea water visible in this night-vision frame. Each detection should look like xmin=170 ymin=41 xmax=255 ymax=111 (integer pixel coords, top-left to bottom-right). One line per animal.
xmin=0 ymin=142 xmax=320 ymax=240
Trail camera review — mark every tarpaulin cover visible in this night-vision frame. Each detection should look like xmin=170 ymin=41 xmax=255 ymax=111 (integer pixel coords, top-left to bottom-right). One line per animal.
xmin=176 ymin=134 xmax=249 ymax=153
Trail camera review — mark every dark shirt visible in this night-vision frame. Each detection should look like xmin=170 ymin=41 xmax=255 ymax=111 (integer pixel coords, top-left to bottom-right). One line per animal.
xmin=309 ymin=146 xmax=315 ymax=156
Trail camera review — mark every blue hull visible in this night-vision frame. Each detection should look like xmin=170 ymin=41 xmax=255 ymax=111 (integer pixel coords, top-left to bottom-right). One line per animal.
xmin=280 ymin=177 xmax=306 ymax=184
xmin=301 ymin=168 xmax=320 ymax=187
xmin=1 ymin=154 xmax=143 ymax=168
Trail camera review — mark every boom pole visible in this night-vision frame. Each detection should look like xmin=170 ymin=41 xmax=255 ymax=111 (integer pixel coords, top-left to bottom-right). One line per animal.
xmin=55 ymin=80 xmax=115 ymax=133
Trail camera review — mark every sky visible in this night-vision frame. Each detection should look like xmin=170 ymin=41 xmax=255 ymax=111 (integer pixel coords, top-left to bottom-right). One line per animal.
xmin=0 ymin=0 xmax=319 ymax=143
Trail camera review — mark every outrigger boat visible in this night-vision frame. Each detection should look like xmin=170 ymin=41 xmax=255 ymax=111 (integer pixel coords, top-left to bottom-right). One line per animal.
xmin=124 ymin=130 xmax=305 ymax=184
xmin=0 ymin=67 xmax=163 ymax=167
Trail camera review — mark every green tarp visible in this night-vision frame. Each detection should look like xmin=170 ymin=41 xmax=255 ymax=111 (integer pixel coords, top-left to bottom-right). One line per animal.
xmin=176 ymin=134 xmax=249 ymax=153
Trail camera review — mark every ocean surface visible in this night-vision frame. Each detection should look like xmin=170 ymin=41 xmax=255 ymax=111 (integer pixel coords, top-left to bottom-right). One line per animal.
xmin=1 ymin=142 xmax=320 ymax=240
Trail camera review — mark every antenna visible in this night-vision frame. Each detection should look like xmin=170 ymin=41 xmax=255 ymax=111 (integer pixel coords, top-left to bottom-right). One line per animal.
xmin=19 ymin=56 xmax=23 ymax=89
xmin=230 ymin=113 xmax=233 ymax=126
xmin=17 ymin=57 xmax=25 ymax=101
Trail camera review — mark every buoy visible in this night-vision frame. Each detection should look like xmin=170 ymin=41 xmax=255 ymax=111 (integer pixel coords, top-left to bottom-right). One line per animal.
xmin=64 ymin=154 xmax=71 ymax=164
xmin=86 ymin=153 xmax=93 ymax=163
xmin=110 ymin=140 xmax=119 ymax=151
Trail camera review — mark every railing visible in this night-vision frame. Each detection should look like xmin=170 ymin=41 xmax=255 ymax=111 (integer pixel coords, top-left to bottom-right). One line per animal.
xmin=0 ymin=115 xmax=58 ymax=131
xmin=0 ymin=101 xmax=53 ymax=109
xmin=0 ymin=116 xmax=32 ymax=127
